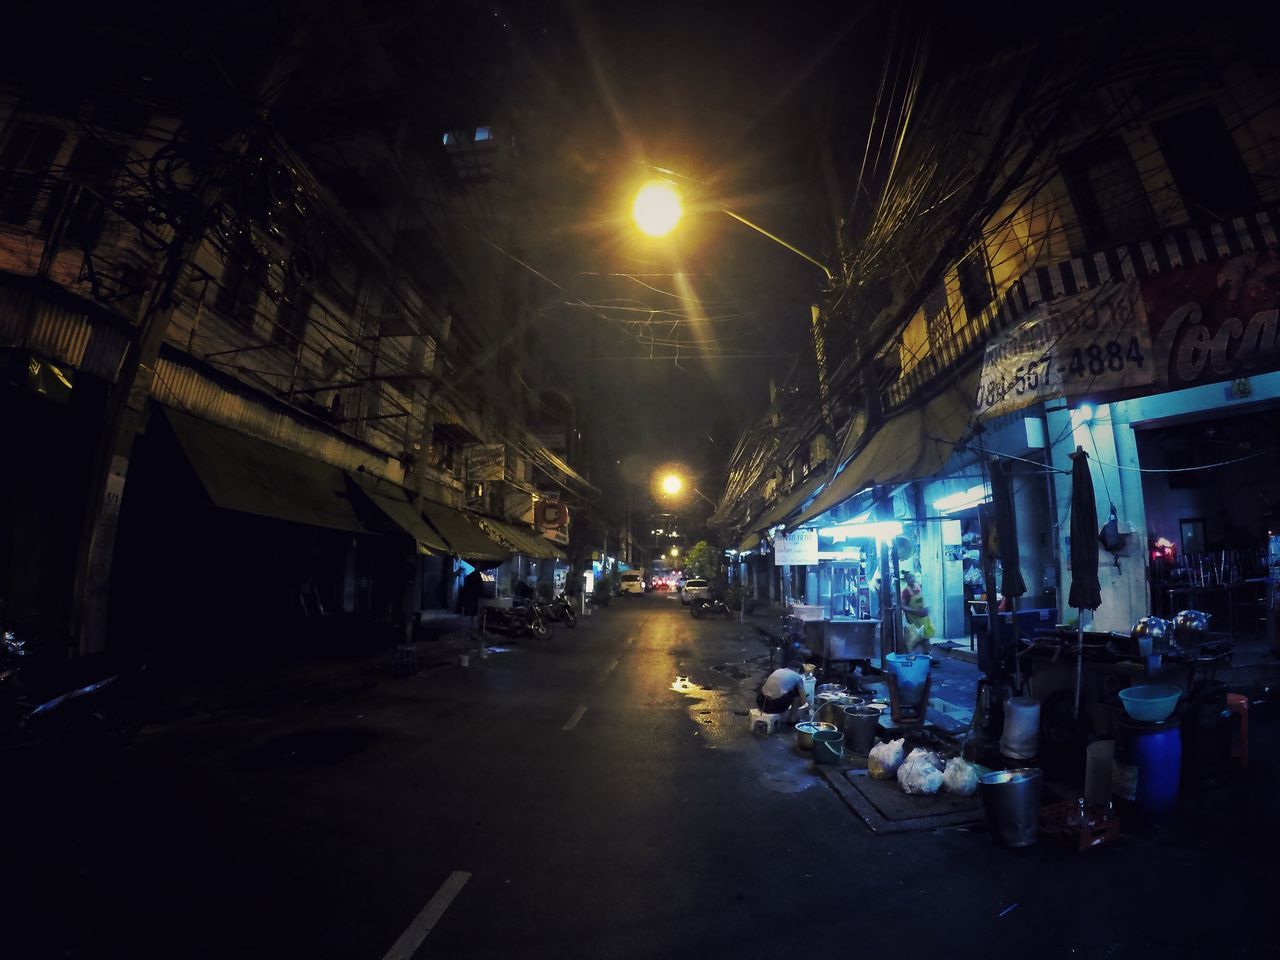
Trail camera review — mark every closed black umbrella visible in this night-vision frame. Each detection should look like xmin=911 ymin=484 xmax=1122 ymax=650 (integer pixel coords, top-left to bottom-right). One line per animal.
xmin=990 ymin=459 xmax=1027 ymax=599
xmin=1067 ymin=447 xmax=1102 ymax=610
xmin=1067 ymin=446 xmax=1101 ymax=718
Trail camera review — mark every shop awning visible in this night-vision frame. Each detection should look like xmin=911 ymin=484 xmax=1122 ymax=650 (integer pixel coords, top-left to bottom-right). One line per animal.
xmin=788 ymin=371 xmax=979 ymax=530
xmin=737 ymin=532 xmax=761 ymax=553
xmin=164 ymin=406 xmax=368 ymax=533
xmin=750 ymin=470 xmax=828 ymax=533
xmin=478 ymin=516 xmax=567 ymax=561
xmin=418 ymin=500 xmax=510 ymax=563
xmin=347 ymin=471 xmax=449 ymax=554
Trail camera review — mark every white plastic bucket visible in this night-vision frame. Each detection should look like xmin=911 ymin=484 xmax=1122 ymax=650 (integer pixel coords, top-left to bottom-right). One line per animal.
xmin=1000 ymin=696 xmax=1041 ymax=760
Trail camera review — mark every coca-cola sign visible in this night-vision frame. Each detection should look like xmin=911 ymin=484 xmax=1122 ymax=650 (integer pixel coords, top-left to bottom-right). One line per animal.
xmin=1144 ymin=251 xmax=1280 ymax=390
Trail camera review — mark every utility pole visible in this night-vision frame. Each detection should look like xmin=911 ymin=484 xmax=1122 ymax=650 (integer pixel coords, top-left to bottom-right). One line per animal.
xmin=70 ymin=144 xmax=237 ymax=655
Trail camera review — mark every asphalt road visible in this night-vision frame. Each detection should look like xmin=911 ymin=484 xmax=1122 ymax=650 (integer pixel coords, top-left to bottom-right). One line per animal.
xmin=3 ymin=594 xmax=1276 ymax=958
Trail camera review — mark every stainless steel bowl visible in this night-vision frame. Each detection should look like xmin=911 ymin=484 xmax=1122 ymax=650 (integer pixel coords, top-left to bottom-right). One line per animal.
xmin=795 ymin=720 xmax=837 ymax=750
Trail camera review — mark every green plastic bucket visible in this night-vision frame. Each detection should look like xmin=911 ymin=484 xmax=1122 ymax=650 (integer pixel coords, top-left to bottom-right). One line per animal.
xmin=813 ymin=729 xmax=845 ymax=765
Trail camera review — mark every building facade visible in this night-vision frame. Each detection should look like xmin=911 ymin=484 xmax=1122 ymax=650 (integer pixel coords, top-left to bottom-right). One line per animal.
xmin=717 ymin=15 xmax=1280 ymax=655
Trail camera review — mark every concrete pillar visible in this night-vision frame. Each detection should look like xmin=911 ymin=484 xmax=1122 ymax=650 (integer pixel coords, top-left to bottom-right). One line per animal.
xmin=1047 ymin=403 xmax=1148 ymax=632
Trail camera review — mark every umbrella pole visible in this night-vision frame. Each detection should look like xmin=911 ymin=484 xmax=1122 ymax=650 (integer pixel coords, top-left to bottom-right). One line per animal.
xmin=1074 ymin=611 xmax=1084 ymax=720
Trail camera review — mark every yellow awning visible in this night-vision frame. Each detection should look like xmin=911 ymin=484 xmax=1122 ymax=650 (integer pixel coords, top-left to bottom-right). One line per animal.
xmin=788 ymin=371 xmax=979 ymax=530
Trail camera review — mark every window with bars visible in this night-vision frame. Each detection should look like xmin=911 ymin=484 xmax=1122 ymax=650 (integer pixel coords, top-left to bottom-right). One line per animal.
xmin=0 ymin=124 xmax=64 ymax=226
xmin=274 ymin=276 xmax=313 ymax=348
xmin=1152 ymin=103 xmax=1257 ymax=222
xmin=956 ymin=244 xmax=994 ymax=321
xmin=1060 ymin=135 xmax=1155 ymax=247
xmin=216 ymin=241 xmax=264 ymax=328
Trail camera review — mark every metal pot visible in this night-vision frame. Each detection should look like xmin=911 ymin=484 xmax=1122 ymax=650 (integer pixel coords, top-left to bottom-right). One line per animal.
xmin=816 ymin=696 xmax=865 ymax=726
xmin=1172 ymin=609 xmax=1211 ymax=650
xmin=841 ymin=706 xmax=881 ymax=754
xmin=1130 ymin=616 xmax=1171 ymax=656
xmin=795 ymin=720 xmax=837 ymax=750
xmin=815 ymin=683 xmax=848 ymax=698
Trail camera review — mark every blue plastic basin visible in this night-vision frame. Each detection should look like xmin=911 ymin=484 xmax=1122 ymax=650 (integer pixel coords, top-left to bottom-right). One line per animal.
xmin=1118 ymin=684 xmax=1182 ymax=722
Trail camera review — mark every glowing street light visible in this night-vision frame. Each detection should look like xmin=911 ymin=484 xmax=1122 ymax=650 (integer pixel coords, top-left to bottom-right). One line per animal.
xmin=661 ymin=473 xmax=684 ymax=496
xmin=670 ymin=547 xmax=680 ymax=557
xmin=632 ymin=181 xmax=683 ymax=237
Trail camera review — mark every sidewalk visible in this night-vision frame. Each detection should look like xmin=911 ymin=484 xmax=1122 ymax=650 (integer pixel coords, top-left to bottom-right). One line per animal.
xmin=145 ymin=613 xmax=490 ymax=726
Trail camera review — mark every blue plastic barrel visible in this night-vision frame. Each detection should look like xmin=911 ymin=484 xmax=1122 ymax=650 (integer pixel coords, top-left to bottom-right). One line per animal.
xmin=885 ymin=653 xmax=930 ymax=711
xmin=1113 ymin=715 xmax=1181 ymax=827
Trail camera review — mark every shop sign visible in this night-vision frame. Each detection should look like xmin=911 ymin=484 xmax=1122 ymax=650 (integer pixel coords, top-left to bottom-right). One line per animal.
xmin=1143 ymin=251 xmax=1280 ymax=391
xmin=535 ymin=500 xmax=568 ymax=529
xmin=466 ymin=444 xmax=506 ymax=481
xmin=773 ymin=529 xmax=818 ymax=566
xmin=975 ymin=280 xmax=1154 ymax=419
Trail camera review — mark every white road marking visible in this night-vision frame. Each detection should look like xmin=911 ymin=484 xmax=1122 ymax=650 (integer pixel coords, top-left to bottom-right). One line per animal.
xmin=562 ymin=705 xmax=587 ymax=730
xmin=381 ymin=870 xmax=471 ymax=960
xmin=600 ymin=657 xmax=620 ymax=682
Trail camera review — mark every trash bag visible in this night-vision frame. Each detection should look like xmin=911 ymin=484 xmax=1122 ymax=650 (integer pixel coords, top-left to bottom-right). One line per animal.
xmin=898 ymin=748 xmax=945 ymax=795
xmin=942 ymin=756 xmax=979 ymax=796
xmin=868 ymin=738 xmax=906 ymax=779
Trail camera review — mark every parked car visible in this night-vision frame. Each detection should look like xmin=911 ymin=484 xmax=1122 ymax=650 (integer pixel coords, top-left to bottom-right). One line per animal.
xmin=680 ymin=578 xmax=710 ymax=605
xmin=619 ymin=572 xmax=645 ymax=596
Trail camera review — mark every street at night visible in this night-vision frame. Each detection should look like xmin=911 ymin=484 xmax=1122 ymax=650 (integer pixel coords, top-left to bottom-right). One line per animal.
xmin=3 ymin=596 xmax=1275 ymax=958
xmin=2 ymin=2 xmax=1280 ymax=957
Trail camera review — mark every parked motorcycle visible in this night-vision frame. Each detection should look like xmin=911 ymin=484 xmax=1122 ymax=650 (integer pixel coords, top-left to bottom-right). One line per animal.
xmin=541 ymin=593 xmax=578 ymax=629
xmin=1 ymin=608 xmax=146 ymax=749
xmin=478 ymin=600 xmax=553 ymax=641
xmin=690 ymin=597 xmax=732 ymax=619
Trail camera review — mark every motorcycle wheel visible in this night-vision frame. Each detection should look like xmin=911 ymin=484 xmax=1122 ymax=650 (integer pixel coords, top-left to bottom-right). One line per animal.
xmin=690 ymin=601 xmax=705 ymax=619
xmin=530 ymin=616 xmax=553 ymax=641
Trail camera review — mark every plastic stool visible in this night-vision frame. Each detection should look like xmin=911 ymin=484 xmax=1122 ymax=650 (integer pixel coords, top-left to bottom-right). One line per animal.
xmin=749 ymin=709 xmax=784 ymax=735
xmin=1226 ymin=693 xmax=1249 ymax=768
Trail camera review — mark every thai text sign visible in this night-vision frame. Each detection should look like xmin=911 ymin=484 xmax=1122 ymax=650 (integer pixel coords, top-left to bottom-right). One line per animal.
xmin=1143 ymin=251 xmax=1280 ymax=390
xmin=773 ymin=529 xmax=818 ymax=566
xmin=975 ymin=280 xmax=1154 ymax=419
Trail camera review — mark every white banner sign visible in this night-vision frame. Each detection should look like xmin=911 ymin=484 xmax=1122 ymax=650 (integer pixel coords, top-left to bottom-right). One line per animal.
xmin=975 ymin=280 xmax=1155 ymax=419
xmin=773 ymin=529 xmax=818 ymax=566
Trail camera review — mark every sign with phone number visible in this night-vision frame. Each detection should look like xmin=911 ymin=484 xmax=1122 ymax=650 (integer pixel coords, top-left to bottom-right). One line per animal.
xmin=975 ymin=280 xmax=1156 ymax=419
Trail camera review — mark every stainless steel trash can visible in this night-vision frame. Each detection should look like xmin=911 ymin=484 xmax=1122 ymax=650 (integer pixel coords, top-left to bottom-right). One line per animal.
xmin=978 ymin=768 xmax=1042 ymax=847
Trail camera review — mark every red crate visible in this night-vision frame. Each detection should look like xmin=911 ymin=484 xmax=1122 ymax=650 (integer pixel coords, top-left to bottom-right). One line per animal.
xmin=1040 ymin=801 xmax=1121 ymax=852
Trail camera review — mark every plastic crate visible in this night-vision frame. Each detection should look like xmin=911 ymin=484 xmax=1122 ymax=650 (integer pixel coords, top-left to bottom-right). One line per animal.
xmin=1040 ymin=801 xmax=1121 ymax=852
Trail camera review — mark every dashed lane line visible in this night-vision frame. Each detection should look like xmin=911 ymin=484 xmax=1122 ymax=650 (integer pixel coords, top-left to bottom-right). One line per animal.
xmin=562 ymin=705 xmax=588 ymax=731
xmin=380 ymin=870 xmax=471 ymax=960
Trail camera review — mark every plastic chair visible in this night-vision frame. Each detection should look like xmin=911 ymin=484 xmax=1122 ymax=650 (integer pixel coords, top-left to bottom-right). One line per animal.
xmin=1226 ymin=693 xmax=1249 ymax=769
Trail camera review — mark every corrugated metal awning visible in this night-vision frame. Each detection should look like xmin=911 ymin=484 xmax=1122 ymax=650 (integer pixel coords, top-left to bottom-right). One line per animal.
xmin=788 ymin=369 xmax=979 ymax=530
xmin=164 ymin=406 xmax=369 ymax=533
xmin=347 ymin=471 xmax=449 ymax=554
xmin=418 ymin=500 xmax=510 ymax=563
xmin=478 ymin=516 xmax=566 ymax=561
xmin=737 ymin=532 xmax=761 ymax=553
xmin=750 ymin=470 xmax=828 ymax=533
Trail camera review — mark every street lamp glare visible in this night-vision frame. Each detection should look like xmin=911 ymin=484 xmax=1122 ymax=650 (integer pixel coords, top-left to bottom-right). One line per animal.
xmin=661 ymin=473 xmax=683 ymax=495
xmin=632 ymin=181 xmax=682 ymax=237
xmin=670 ymin=547 xmax=679 ymax=557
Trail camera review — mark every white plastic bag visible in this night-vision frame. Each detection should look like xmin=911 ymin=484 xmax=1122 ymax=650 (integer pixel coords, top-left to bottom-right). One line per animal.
xmin=868 ymin=737 xmax=906 ymax=779
xmin=897 ymin=748 xmax=945 ymax=795
xmin=942 ymin=756 xmax=979 ymax=796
